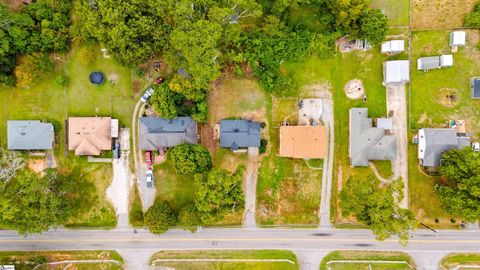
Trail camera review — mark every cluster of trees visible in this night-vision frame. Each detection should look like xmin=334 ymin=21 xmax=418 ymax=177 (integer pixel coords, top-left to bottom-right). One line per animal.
xmin=438 ymin=148 xmax=480 ymax=221
xmin=0 ymin=0 xmax=72 ymax=87
xmin=464 ymin=2 xmax=480 ymax=27
xmin=144 ymin=144 xmax=245 ymax=233
xmin=340 ymin=176 xmax=415 ymax=242
xmin=0 ymin=166 xmax=95 ymax=234
xmin=76 ymin=0 xmax=387 ymax=95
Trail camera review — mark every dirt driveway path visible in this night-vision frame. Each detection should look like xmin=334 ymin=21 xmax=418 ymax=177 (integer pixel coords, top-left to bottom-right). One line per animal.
xmin=386 ymin=84 xmax=409 ymax=208
xmin=319 ymin=98 xmax=334 ymax=228
xmin=107 ymin=128 xmax=133 ymax=228
xmin=244 ymin=147 xmax=259 ymax=228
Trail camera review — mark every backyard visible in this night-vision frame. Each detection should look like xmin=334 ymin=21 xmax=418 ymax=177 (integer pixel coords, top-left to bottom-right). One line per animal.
xmin=149 ymin=250 xmax=298 ymax=270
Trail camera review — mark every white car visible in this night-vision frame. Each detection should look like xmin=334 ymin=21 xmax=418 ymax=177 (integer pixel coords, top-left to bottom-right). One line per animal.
xmin=146 ymin=170 xmax=154 ymax=188
xmin=140 ymin=87 xmax=154 ymax=103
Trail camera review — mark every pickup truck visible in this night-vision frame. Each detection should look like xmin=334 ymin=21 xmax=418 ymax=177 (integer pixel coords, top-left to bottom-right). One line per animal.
xmin=140 ymin=87 xmax=154 ymax=103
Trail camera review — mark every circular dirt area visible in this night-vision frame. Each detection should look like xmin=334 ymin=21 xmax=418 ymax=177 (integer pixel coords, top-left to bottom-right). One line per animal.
xmin=437 ymin=88 xmax=460 ymax=108
xmin=344 ymin=79 xmax=364 ymax=100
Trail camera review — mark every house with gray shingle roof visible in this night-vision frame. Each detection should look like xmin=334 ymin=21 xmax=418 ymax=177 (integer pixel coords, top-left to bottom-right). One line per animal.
xmin=418 ymin=128 xmax=470 ymax=167
xmin=220 ymin=120 xmax=261 ymax=151
xmin=138 ymin=117 xmax=197 ymax=150
xmin=7 ymin=120 xmax=54 ymax=150
xmin=349 ymin=108 xmax=397 ymax=167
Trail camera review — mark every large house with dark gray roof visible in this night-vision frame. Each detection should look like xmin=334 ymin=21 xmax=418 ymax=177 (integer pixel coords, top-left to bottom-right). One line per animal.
xmin=220 ymin=120 xmax=261 ymax=151
xmin=418 ymin=128 xmax=470 ymax=167
xmin=349 ymin=108 xmax=397 ymax=167
xmin=7 ymin=120 xmax=54 ymax=150
xmin=138 ymin=117 xmax=197 ymax=150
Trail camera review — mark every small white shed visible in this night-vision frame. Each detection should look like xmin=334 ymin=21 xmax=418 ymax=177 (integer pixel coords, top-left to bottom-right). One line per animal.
xmin=449 ymin=31 xmax=466 ymax=47
xmin=381 ymin=40 xmax=405 ymax=54
xmin=440 ymin=55 xmax=453 ymax=67
xmin=384 ymin=60 xmax=410 ymax=84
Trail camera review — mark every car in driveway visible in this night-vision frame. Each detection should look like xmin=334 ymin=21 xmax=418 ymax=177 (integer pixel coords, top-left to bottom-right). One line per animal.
xmin=140 ymin=87 xmax=154 ymax=103
xmin=113 ymin=141 xmax=120 ymax=159
xmin=146 ymin=170 xmax=154 ymax=188
xmin=145 ymin=151 xmax=153 ymax=167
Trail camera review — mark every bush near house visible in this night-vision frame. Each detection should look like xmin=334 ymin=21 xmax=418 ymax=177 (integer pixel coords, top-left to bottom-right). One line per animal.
xmin=169 ymin=144 xmax=212 ymax=175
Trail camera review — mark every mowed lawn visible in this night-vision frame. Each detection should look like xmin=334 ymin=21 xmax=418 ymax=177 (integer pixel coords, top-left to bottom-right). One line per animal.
xmin=370 ymin=0 xmax=410 ymax=26
xmin=320 ymin=251 xmax=415 ymax=270
xmin=0 ymin=43 xmax=139 ymax=227
xmin=284 ymin=48 xmax=393 ymax=224
xmin=440 ymin=253 xmax=480 ymax=270
xmin=150 ymin=250 xmax=298 ymax=270
xmin=409 ymin=30 xmax=480 ymax=227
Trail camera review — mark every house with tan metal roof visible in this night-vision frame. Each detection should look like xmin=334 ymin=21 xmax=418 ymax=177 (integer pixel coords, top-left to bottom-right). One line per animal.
xmin=279 ymin=125 xmax=327 ymax=159
xmin=68 ymin=117 xmax=113 ymax=156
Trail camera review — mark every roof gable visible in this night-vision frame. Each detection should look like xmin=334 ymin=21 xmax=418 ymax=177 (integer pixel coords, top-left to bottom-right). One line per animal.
xmin=7 ymin=120 xmax=54 ymax=150
xmin=219 ymin=120 xmax=261 ymax=149
xmin=279 ymin=125 xmax=327 ymax=159
xmin=138 ymin=117 xmax=197 ymax=150
xmin=68 ymin=117 xmax=112 ymax=156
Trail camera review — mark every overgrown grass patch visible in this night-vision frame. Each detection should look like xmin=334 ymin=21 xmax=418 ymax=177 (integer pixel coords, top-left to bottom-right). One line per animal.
xmin=320 ymin=250 xmax=414 ymax=270
xmin=370 ymin=0 xmax=410 ymax=26
xmin=411 ymin=0 xmax=477 ymax=30
xmin=0 ymin=250 xmax=124 ymax=270
xmin=272 ymin=98 xmax=299 ymax=127
xmin=150 ymin=250 xmax=298 ymax=270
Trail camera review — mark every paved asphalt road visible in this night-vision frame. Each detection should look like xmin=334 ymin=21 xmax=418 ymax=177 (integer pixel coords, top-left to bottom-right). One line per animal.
xmin=1 ymin=228 xmax=480 ymax=269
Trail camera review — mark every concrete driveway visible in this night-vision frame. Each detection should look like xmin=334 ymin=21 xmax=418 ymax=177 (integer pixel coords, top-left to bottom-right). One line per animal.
xmin=386 ymin=84 xmax=409 ymax=208
xmin=244 ymin=147 xmax=259 ymax=228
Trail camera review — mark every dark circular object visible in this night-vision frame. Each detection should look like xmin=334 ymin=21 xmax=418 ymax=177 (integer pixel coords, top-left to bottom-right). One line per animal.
xmin=89 ymin=71 xmax=105 ymax=85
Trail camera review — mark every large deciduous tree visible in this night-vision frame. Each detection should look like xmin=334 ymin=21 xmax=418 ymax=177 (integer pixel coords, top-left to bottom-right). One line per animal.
xmin=359 ymin=9 xmax=388 ymax=45
xmin=0 ymin=149 xmax=25 ymax=183
xmin=340 ymin=176 xmax=415 ymax=242
xmin=169 ymin=144 xmax=212 ymax=175
xmin=194 ymin=166 xmax=245 ymax=224
xmin=327 ymin=0 xmax=369 ymax=35
xmin=438 ymin=148 xmax=480 ymax=221
xmin=149 ymin=84 xmax=180 ymax=119
xmin=144 ymin=200 xmax=176 ymax=234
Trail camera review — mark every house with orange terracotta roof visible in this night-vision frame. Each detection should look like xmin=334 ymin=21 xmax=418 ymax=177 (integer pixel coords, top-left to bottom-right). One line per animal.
xmin=279 ymin=125 xmax=327 ymax=159
xmin=68 ymin=117 xmax=115 ymax=156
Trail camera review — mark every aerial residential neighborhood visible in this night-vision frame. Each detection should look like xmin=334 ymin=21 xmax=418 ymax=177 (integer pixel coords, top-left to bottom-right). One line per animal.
xmin=1 ymin=0 xmax=480 ymax=270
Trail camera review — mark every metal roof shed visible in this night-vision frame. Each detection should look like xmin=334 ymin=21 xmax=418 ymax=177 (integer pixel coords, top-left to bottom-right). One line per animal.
xmin=417 ymin=56 xmax=440 ymax=71
xmin=449 ymin=31 xmax=466 ymax=46
xmin=470 ymin=77 xmax=480 ymax=99
xmin=381 ymin=40 xmax=405 ymax=54
xmin=440 ymin=55 xmax=453 ymax=67
xmin=384 ymin=60 xmax=410 ymax=84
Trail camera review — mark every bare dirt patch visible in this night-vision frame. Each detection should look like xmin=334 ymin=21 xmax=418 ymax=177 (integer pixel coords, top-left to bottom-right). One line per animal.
xmin=28 ymin=159 xmax=46 ymax=176
xmin=344 ymin=79 xmax=365 ymax=100
xmin=412 ymin=0 xmax=477 ymax=30
xmin=417 ymin=113 xmax=428 ymax=124
xmin=437 ymin=88 xmax=460 ymax=108
xmin=300 ymin=81 xmax=333 ymax=99
xmin=199 ymin=124 xmax=216 ymax=153
xmin=108 ymin=73 xmax=119 ymax=84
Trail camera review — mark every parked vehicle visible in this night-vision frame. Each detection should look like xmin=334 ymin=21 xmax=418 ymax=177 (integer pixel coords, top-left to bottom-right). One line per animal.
xmin=145 ymin=151 xmax=153 ymax=167
xmin=146 ymin=170 xmax=154 ymax=188
xmin=140 ymin=87 xmax=154 ymax=103
xmin=113 ymin=141 xmax=120 ymax=159
xmin=155 ymin=77 xmax=165 ymax=85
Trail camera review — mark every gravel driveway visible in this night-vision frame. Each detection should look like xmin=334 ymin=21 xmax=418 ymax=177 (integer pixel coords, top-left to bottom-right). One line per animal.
xmin=319 ymin=98 xmax=334 ymax=228
xmin=386 ymin=84 xmax=409 ymax=208
xmin=107 ymin=128 xmax=133 ymax=228
xmin=244 ymin=147 xmax=259 ymax=228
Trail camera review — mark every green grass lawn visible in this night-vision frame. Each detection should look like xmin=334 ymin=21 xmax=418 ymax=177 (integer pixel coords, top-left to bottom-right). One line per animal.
xmin=283 ymin=48 xmax=393 ymax=224
xmin=129 ymin=184 xmax=144 ymax=227
xmin=440 ymin=253 xmax=480 ymax=270
xmin=369 ymin=0 xmax=410 ymax=26
xmin=0 ymin=250 xmax=124 ymax=270
xmin=320 ymin=251 xmax=414 ymax=270
xmin=150 ymin=250 xmax=298 ymax=270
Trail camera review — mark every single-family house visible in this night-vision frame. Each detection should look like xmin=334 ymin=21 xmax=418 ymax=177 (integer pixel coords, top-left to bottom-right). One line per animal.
xmin=418 ymin=128 xmax=470 ymax=167
xmin=68 ymin=117 xmax=113 ymax=156
xmin=383 ymin=60 xmax=410 ymax=84
xmin=470 ymin=77 xmax=480 ymax=99
xmin=381 ymin=40 xmax=405 ymax=54
xmin=279 ymin=125 xmax=327 ymax=159
xmin=449 ymin=31 xmax=466 ymax=47
xmin=7 ymin=120 xmax=54 ymax=150
xmin=138 ymin=117 xmax=197 ymax=150
xmin=220 ymin=120 xmax=261 ymax=151
xmin=349 ymin=108 xmax=397 ymax=167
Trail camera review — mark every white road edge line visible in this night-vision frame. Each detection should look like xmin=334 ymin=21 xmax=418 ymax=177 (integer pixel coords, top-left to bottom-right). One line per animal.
xmin=151 ymin=258 xmax=296 ymax=265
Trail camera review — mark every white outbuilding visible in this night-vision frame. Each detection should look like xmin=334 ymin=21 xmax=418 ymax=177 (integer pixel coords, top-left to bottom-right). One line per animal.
xmin=384 ymin=60 xmax=410 ymax=84
xmin=440 ymin=55 xmax=453 ymax=67
xmin=449 ymin=31 xmax=466 ymax=47
xmin=381 ymin=40 xmax=405 ymax=54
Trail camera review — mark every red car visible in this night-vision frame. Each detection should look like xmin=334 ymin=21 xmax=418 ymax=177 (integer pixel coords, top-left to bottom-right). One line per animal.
xmin=155 ymin=77 xmax=165 ymax=85
xmin=145 ymin=151 xmax=153 ymax=167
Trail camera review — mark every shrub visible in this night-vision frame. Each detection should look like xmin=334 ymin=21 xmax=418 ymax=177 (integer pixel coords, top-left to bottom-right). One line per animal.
xmin=55 ymin=74 xmax=67 ymax=87
xmin=178 ymin=204 xmax=201 ymax=227
xmin=259 ymin=139 xmax=268 ymax=154
xmin=465 ymin=3 xmax=480 ymax=27
xmin=144 ymin=201 xmax=176 ymax=234
xmin=169 ymin=144 xmax=212 ymax=174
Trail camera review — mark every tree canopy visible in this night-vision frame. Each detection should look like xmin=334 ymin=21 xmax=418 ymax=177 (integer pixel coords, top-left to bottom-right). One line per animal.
xmin=464 ymin=3 xmax=480 ymax=27
xmin=144 ymin=200 xmax=176 ymax=234
xmin=438 ymin=148 xmax=480 ymax=221
xmin=359 ymin=9 xmax=388 ymax=45
xmin=0 ymin=168 xmax=94 ymax=235
xmin=340 ymin=176 xmax=415 ymax=242
xmin=0 ymin=149 xmax=25 ymax=183
xmin=149 ymin=84 xmax=181 ymax=119
xmin=169 ymin=144 xmax=212 ymax=175
xmin=194 ymin=166 xmax=245 ymax=224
